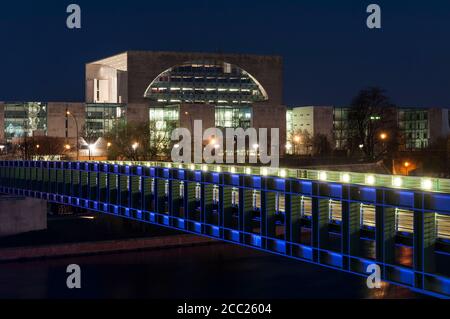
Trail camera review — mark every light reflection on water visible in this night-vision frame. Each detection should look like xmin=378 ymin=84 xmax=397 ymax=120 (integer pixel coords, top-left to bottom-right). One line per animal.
xmin=0 ymin=243 xmax=426 ymax=299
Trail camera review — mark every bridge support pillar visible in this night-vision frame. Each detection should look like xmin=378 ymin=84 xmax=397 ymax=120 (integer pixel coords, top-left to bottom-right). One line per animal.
xmin=312 ymin=198 xmax=329 ymax=262
xmin=261 ymin=190 xmax=276 ymax=249
xmin=184 ymin=182 xmax=197 ymax=221
xmin=154 ymin=178 xmax=166 ymax=214
xmin=239 ymin=188 xmax=254 ymax=234
xmin=342 ymin=201 xmax=361 ymax=270
xmin=220 ymin=186 xmax=233 ymax=231
xmin=285 ymin=194 xmax=301 ymax=244
xmin=202 ymin=184 xmax=214 ymax=225
xmin=169 ymin=180 xmax=181 ymax=217
xmin=375 ymin=205 xmax=396 ymax=278
xmin=413 ymin=209 xmax=436 ymax=289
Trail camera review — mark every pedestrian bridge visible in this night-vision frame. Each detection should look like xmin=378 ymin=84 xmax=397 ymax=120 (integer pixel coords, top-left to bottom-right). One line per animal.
xmin=1 ymin=160 xmax=450 ymax=298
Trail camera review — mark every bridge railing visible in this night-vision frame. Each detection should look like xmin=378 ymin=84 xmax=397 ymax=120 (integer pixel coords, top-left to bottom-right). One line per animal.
xmin=100 ymin=160 xmax=450 ymax=194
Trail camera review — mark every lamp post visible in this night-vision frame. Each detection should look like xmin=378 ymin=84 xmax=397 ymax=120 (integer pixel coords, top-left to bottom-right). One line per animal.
xmin=404 ymin=161 xmax=410 ymax=176
xmin=66 ymin=110 xmax=79 ymax=161
xmin=293 ymin=135 xmax=300 ymax=155
xmin=88 ymin=144 xmax=95 ymax=161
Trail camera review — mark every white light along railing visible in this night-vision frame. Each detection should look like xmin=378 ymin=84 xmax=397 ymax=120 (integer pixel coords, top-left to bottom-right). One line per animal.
xmin=94 ymin=160 xmax=449 ymax=193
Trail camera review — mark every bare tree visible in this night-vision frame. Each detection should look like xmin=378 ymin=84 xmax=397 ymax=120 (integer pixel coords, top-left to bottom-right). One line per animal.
xmin=17 ymin=136 xmax=67 ymax=160
xmin=348 ymin=87 xmax=398 ymax=160
xmin=104 ymin=120 xmax=175 ymax=161
xmin=288 ymin=129 xmax=312 ymax=155
xmin=312 ymin=133 xmax=332 ymax=156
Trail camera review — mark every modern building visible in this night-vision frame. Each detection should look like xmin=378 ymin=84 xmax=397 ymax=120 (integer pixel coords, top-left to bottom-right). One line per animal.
xmin=0 ymin=50 xmax=285 ymax=159
xmin=397 ymin=107 xmax=450 ymax=150
xmin=85 ymin=51 xmax=286 ymax=154
xmin=286 ymin=106 xmax=450 ymax=155
xmin=286 ymin=106 xmax=334 ymax=154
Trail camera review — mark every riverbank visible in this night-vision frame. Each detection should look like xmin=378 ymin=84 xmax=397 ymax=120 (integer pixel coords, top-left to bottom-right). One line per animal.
xmin=0 ymin=234 xmax=215 ymax=262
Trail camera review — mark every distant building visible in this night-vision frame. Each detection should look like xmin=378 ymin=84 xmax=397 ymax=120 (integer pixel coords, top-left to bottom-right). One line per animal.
xmin=0 ymin=51 xmax=286 ymax=159
xmin=397 ymin=107 xmax=450 ymax=150
xmin=85 ymin=51 xmax=286 ymax=154
xmin=286 ymin=106 xmax=334 ymax=154
xmin=286 ymin=106 xmax=450 ymax=155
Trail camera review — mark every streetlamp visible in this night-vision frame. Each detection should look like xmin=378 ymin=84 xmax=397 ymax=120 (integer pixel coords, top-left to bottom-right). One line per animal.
xmin=404 ymin=161 xmax=410 ymax=176
xmin=293 ymin=135 xmax=301 ymax=154
xmin=380 ymin=132 xmax=387 ymax=140
xmin=66 ymin=110 xmax=79 ymax=161
xmin=88 ymin=144 xmax=95 ymax=161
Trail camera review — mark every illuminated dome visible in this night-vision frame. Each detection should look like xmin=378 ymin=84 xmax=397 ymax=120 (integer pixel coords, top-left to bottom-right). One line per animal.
xmin=144 ymin=60 xmax=269 ymax=105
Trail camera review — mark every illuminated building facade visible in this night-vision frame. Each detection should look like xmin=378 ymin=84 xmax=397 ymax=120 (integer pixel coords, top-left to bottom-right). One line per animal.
xmin=85 ymin=51 xmax=285 ymax=154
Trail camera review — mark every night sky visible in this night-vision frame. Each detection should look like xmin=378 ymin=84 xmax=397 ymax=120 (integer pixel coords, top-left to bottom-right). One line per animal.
xmin=1 ymin=0 xmax=450 ymax=107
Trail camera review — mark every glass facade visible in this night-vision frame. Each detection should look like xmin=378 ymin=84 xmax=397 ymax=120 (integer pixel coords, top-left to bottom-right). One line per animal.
xmin=4 ymin=102 xmax=47 ymax=142
xmin=149 ymin=106 xmax=179 ymax=130
xmin=333 ymin=107 xmax=350 ymax=150
xmin=398 ymin=108 xmax=429 ymax=149
xmin=145 ymin=60 xmax=268 ymax=128
xmin=85 ymin=103 xmax=126 ymax=138
xmin=215 ymin=107 xmax=251 ymax=129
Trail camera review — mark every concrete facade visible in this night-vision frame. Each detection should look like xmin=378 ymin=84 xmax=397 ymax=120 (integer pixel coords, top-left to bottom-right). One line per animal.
xmin=86 ymin=51 xmax=286 ymax=155
xmin=287 ymin=106 xmax=334 ymax=154
xmin=0 ymin=196 xmax=47 ymax=237
xmin=179 ymin=103 xmax=215 ymax=132
xmin=429 ymin=107 xmax=450 ymax=144
xmin=47 ymin=102 xmax=85 ymax=141
xmin=86 ymin=51 xmax=283 ymax=106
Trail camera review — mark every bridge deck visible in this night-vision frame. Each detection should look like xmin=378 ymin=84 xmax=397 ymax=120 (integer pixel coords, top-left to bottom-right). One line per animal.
xmin=1 ymin=160 xmax=449 ymax=298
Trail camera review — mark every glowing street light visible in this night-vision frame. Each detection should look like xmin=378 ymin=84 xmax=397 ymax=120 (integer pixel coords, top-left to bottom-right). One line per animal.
xmin=294 ymin=135 xmax=301 ymax=143
xmin=64 ymin=144 xmax=71 ymax=150
xmin=132 ymin=142 xmax=139 ymax=151
xmin=380 ymin=132 xmax=388 ymax=140
xmin=107 ymin=142 xmax=112 ymax=148
xmin=36 ymin=144 xmax=40 ymax=149
xmin=404 ymin=161 xmax=411 ymax=176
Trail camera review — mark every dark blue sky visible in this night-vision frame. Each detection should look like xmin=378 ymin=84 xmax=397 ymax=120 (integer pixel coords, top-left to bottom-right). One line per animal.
xmin=1 ymin=0 xmax=449 ymax=107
